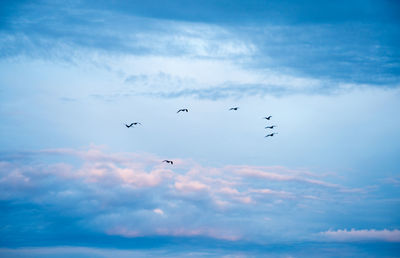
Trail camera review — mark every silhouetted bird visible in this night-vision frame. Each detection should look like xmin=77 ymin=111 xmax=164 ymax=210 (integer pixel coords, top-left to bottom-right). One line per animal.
xmin=132 ymin=122 xmax=142 ymax=125
xmin=163 ymin=160 xmax=173 ymax=164
xmin=265 ymin=133 xmax=278 ymax=137
xmin=265 ymin=125 xmax=277 ymax=129
xmin=125 ymin=123 xmax=134 ymax=128
xmin=229 ymin=107 xmax=239 ymax=110
xmin=263 ymin=116 xmax=272 ymax=120
xmin=177 ymin=109 xmax=188 ymax=113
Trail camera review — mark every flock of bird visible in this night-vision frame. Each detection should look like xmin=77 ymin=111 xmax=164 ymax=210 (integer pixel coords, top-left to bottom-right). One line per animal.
xmin=125 ymin=107 xmax=278 ymax=164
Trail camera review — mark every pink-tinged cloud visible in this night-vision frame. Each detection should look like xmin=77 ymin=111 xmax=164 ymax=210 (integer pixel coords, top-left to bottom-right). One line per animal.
xmin=320 ymin=229 xmax=400 ymax=242
xmin=40 ymin=147 xmax=165 ymax=167
xmin=75 ymin=162 xmax=173 ymax=188
xmin=231 ymin=166 xmax=340 ymax=188
xmin=219 ymin=187 xmax=240 ymax=195
xmin=249 ymin=188 xmax=293 ymax=198
xmin=174 ymin=179 xmax=209 ymax=192
xmin=0 ymin=147 xmax=362 ymax=242
xmin=232 ymin=167 xmax=294 ymax=181
xmin=233 ymin=196 xmax=253 ymax=204
xmin=153 ymin=208 xmax=164 ymax=215
xmin=214 ymin=187 xmax=254 ymax=204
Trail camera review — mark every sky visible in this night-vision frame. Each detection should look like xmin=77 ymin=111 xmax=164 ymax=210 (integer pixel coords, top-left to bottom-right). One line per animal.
xmin=0 ymin=0 xmax=400 ymax=257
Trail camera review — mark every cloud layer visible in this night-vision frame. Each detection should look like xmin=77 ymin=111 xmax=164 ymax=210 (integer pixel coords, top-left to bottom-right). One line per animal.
xmin=1 ymin=0 xmax=399 ymax=100
xmin=0 ymin=147 xmax=367 ymax=244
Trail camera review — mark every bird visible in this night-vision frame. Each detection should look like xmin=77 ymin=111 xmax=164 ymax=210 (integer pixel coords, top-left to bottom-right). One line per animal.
xmin=132 ymin=122 xmax=142 ymax=125
xmin=177 ymin=109 xmax=188 ymax=113
xmin=229 ymin=107 xmax=239 ymax=110
xmin=125 ymin=123 xmax=134 ymax=128
xmin=163 ymin=160 xmax=173 ymax=165
xmin=265 ymin=133 xmax=278 ymax=137
xmin=265 ymin=125 xmax=277 ymax=129
xmin=263 ymin=116 xmax=272 ymax=120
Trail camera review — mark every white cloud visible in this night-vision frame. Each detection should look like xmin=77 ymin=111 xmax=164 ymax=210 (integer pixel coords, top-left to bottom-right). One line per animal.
xmin=153 ymin=208 xmax=164 ymax=215
xmin=174 ymin=179 xmax=209 ymax=192
xmin=1 ymin=14 xmax=333 ymax=100
xmin=320 ymin=229 xmax=400 ymax=242
xmin=230 ymin=166 xmax=339 ymax=188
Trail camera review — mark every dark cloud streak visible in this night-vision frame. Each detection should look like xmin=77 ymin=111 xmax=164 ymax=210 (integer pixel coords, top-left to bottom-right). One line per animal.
xmin=1 ymin=0 xmax=399 ymax=92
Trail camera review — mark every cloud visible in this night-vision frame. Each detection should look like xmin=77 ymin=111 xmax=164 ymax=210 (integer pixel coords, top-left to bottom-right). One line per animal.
xmin=1 ymin=0 xmax=399 ymax=101
xmin=320 ymin=229 xmax=400 ymax=242
xmin=230 ymin=166 xmax=340 ymax=188
xmin=153 ymin=208 xmax=164 ymax=215
xmin=0 ymin=147 xmax=355 ymax=243
xmin=381 ymin=176 xmax=400 ymax=187
xmin=249 ymin=188 xmax=293 ymax=198
xmin=150 ymin=81 xmax=320 ymax=100
xmin=174 ymin=178 xmax=209 ymax=193
xmin=153 ymin=227 xmax=241 ymax=241
xmin=0 ymin=3 xmax=255 ymax=60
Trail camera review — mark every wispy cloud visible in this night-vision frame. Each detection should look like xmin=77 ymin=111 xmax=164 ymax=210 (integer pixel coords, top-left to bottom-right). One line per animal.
xmin=1 ymin=0 xmax=399 ymax=100
xmin=230 ymin=165 xmax=340 ymax=188
xmin=381 ymin=176 xmax=400 ymax=187
xmin=320 ymin=229 xmax=400 ymax=242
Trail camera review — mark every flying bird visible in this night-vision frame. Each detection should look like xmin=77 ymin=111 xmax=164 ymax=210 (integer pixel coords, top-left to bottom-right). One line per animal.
xmin=125 ymin=123 xmax=134 ymax=128
xmin=265 ymin=125 xmax=277 ymax=129
xmin=177 ymin=109 xmax=188 ymax=113
xmin=265 ymin=133 xmax=278 ymax=137
xmin=132 ymin=122 xmax=142 ymax=125
xmin=229 ymin=107 xmax=239 ymax=110
xmin=163 ymin=160 xmax=173 ymax=165
xmin=263 ymin=116 xmax=272 ymax=120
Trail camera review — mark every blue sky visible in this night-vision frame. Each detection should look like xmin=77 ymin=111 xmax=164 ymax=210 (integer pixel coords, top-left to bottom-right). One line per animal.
xmin=1 ymin=0 xmax=400 ymax=257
